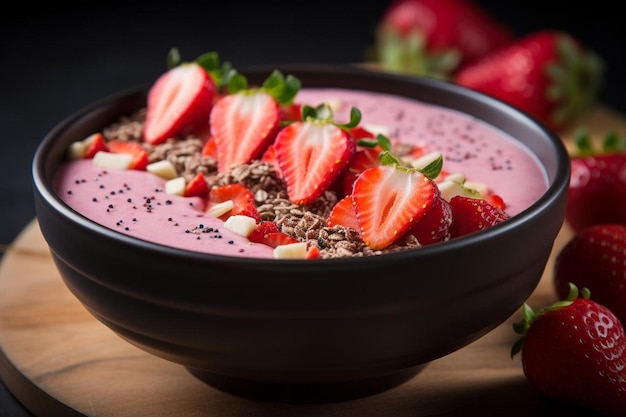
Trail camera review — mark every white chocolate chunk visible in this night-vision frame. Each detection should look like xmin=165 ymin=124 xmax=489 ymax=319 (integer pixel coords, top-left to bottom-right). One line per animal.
xmin=438 ymin=180 xmax=467 ymax=202
xmin=164 ymin=177 xmax=186 ymax=196
xmin=66 ymin=141 xmax=86 ymax=160
xmin=443 ymin=172 xmax=466 ymax=183
xmin=438 ymin=179 xmax=483 ymax=201
xmin=207 ymin=200 xmax=234 ymax=218
xmin=273 ymin=242 xmax=308 ymax=259
xmin=224 ymin=215 xmax=257 ymax=237
xmin=92 ymin=151 xmax=133 ymax=170
xmin=147 ymin=160 xmax=178 ymax=180
xmin=463 ymin=181 xmax=488 ymax=197
xmin=408 ymin=151 xmax=443 ymax=170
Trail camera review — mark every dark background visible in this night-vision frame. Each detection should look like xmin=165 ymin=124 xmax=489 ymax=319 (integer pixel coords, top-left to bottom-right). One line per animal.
xmin=1 ymin=1 xmax=624 ymax=414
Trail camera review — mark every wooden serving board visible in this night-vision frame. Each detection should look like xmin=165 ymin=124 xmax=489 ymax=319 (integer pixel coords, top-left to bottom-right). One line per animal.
xmin=1 ymin=105 xmax=625 ymax=416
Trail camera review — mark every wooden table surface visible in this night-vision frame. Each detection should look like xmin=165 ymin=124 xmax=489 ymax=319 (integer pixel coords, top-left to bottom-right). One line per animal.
xmin=1 ymin=105 xmax=624 ymax=416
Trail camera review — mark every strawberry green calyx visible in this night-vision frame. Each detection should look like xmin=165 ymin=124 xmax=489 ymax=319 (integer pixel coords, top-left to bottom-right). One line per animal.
xmin=511 ymin=282 xmax=590 ymax=358
xmin=165 ymin=47 xmax=235 ymax=92
xmin=261 ymin=70 xmax=301 ymax=105
xmin=379 ymin=150 xmax=443 ymax=180
xmin=572 ymin=128 xmax=626 ymax=157
xmin=547 ymin=33 xmax=605 ymax=130
xmin=224 ymin=69 xmax=301 ymax=106
xmin=300 ymin=103 xmax=362 ymax=130
xmin=374 ymin=27 xmax=460 ymax=79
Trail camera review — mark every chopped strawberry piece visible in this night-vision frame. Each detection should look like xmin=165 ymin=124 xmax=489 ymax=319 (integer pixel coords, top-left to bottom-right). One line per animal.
xmin=449 ymin=195 xmax=510 ymax=238
xmin=339 ymin=147 xmax=381 ymax=197
xmin=306 ymin=245 xmax=321 ymax=259
xmin=107 ymin=140 xmax=149 ymax=170
xmin=143 ymin=62 xmax=217 ymax=145
xmin=260 ymin=232 xmax=299 ymax=248
xmin=184 ymin=172 xmax=210 ymax=198
xmin=485 ymin=193 xmax=506 ymax=211
xmin=237 ymin=203 xmax=262 ymax=223
xmin=408 ymin=194 xmax=453 ymax=245
xmin=347 ymin=125 xmax=376 ymax=141
xmin=274 ymin=121 xmax=356 ymax=205
xmin=83 ymin=133 xmax=109 ymax=159
xmin=279 ymin=103 xmax=302 ymax=122
xmin=201 ymin=137 xmax=217 ymax=158
xmin=210 ymin=91 xmax=281 ymax=173
xmin=352 ymin=164 xmax=438 ymax=250
xmin=206 ymin=183 xmax=258 ymax=221
xmin=326 ymin=195 xmax=360 ymax=233
xmin=248 ymin=221 xmax=298 ymax=248
xmin=248 ymin=220 xmax=281 ymax=242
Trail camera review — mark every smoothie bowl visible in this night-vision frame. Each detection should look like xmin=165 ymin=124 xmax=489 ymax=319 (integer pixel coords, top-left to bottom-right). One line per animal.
xmin=32 ymin=61 xmax=569 ymax=402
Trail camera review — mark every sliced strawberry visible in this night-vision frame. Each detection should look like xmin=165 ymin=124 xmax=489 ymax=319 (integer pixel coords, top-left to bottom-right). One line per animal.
xmin=449 ymin=195 xmax=509 ymax=238
xmin=143 ymin=62 xmax=217 ymax=145
xmin=184 ymin=172 xmax=210 ymax=198
xmin=107 ymin=140 xmax=149 ymax=170
xmin=206 ymin=183 xmax=258 ymax=221
xmin=83 ymin=133 xmax=109 ymax=158
xmin=275 ymin=121 xmax=356 ymax=205
xmin=210 ymin=91 xmax=280 ymax=172
xmin=339 ymin=147 xmax=381 ymax=197
xmin=201 ymin=137 xmax=217 ymax=158
xmin=326 ymin=195 xmax=360 ymax=232
xmin=408 ymin=193 xmax=452 ymax=245
xmin=352 ymin=163 xmax=438 ymax=250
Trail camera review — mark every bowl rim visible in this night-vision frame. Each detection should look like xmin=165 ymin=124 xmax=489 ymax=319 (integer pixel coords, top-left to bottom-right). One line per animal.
xmin=32 ymin=63 xmax=571 ymax=266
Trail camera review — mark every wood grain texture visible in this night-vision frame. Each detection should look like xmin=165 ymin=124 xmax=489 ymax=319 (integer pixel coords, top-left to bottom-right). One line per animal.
xmin=1 ymin=105 xmax=625 ymax=416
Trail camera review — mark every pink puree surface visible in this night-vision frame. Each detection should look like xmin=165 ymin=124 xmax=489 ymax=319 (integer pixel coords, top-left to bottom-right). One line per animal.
xmin=54 ymin=88 xmax=549 ymax=258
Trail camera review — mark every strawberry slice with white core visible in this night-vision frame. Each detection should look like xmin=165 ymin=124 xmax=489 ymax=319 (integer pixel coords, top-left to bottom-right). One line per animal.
xmin=275 ymin=121 xmax=356 ymax=205
xmin=352 ymin=163 xmax=437 ymax=250
xmin=143 ymin=63 xmax=216 ymax=145
xmin=210 ymin=91 xmax=280 ymax=173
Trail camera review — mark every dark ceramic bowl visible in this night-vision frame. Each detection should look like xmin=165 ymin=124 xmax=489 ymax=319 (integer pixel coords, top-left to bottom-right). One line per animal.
xmin=32 ymin=65 xmax=569 ymax=403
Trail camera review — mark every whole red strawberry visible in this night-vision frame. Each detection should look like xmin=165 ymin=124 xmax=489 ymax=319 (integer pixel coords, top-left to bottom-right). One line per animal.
xmin=454 ymin=30 xmax=604 ymax=132
xmin=554 ymin=224 xmax=626 ymax=325
xmin=512 ymin=283 xmax=626 ymax=416
xmin=566 ymin=130 xmax=626 ymax=232
xmin=373 ymin=0 xmax=513 ymax=78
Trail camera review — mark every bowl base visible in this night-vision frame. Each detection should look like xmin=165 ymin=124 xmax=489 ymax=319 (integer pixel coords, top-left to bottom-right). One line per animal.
xmin=187 ymin=365 xmax=426 ymax=403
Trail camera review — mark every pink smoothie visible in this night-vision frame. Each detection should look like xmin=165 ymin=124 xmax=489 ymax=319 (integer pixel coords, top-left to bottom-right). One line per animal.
xmin=54 ymin=88 xmax=548 ymax=258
